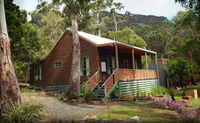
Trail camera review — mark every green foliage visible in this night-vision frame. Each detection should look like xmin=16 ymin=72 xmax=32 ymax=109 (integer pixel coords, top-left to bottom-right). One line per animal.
xmin=167 ymin=88 xmax=177 ymax=98
xmin=4 ymin=99 xmax=46 ymax=123
xmin=58 ymin=91 xmax=67 ymax=100
xmin=13 ymin=22 xmax=42 ymax=80
xmin=5 ymin=0 xmax=27 ymax=44
xmin=80 ymin=90 xmax=97 ymax=102
xmin=144 ymin=20 xmax=174 ymax=57
xmin=135 ymin=86 xmax=141 ymax=98
xmin=167 ymin=58 xmax=192 ymax=86
xmin=20 ymin=88 xmax=40 ymax=94
xmin=151 ymin=86 xmax=168 ymax=96
xmin=112 ymin=87 xmax=120 ymax=98
xmin=131 ymin=23 xmax=153 ymax=39
xmin=19 ymin=82 xmax=30 ymax=86
xmin=175 ymin=0 xmax=200 ymax=29
xmin=39 ymin=11 xmax=65 ymax=54
xmin=108 ymin=28 xmax=147 ymax=48
xmin=30 ymin=10 xmax=65 ymax=56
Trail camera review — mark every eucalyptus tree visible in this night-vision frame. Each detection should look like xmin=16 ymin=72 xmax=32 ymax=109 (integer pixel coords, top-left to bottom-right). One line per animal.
xmin=108 ymin=28 xmax=147 ymax=48
xmin=0 ymin=0 xmax=21 ymax=116
xmin=175 ymin=0 xmax=200 ymax=29
xmin=110 ymin=2 xmax=124 ymax=31
xmin=89 ymin=0 xmax=112 ymax=36
xmin=83 ymin=0 xmax=123 ymax=36
xmin=53 ymin=0 xmax=95 ymax=98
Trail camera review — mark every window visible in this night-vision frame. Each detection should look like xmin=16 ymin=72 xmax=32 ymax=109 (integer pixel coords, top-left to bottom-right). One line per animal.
xmin=54 ymin=61 xmax=62 ymax=68
xmin=123 ymin=59 xmax=129 ymax=69
xmin=34 ymin=65 xmax=42 ymax=81
xmin=81 ymin=56 xmax=90 ymax=76
xmin=107 ymin=56 xmax=116 ymax=74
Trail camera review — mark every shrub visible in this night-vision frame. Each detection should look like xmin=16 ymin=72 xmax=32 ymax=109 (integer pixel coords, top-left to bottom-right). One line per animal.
xmin=4 ymin=99 xmax=46 ymax=123
xmin=167 ymin=58 xmax=192 ymax=87
xmin=136 ymin=86 xmax=142 ymax=98
xmin=155 ymin=97 xmax=200 ymax=122
xmin=111 ymin=88 xmax=120 ymax=98
xmin=151 ymin=86 xmax=168 ymax=96
xmin=58 ymin=91 xmax=67 ymax=100
xmin=135 ymin=87 xmax=149 ymax=98
xmin=167 ymin=88 xmax=177 ymax=100
xmin=80 ymin=90 xmax=97 ymax=102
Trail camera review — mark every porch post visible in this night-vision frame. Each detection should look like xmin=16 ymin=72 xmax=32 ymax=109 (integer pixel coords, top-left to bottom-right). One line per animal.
xmin=115 ymin=44 xmax=119 ymax=68
xmin=145 ymin=52 xmax=148 ymax=70
xmin=155 ymin=53 xmax=159 ymax=85
xmin=132 ymin=49 xmax=135 ymax=69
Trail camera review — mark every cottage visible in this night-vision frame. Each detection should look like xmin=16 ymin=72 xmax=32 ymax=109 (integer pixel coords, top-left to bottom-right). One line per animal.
xmin=30 ymin=29 xmax=159 ymax=97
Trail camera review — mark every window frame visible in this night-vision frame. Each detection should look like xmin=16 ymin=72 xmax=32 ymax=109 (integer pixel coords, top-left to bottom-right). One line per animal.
xmin=81 ymin=56 xmax=90 ymax=76
xmin=34 ymin=65 xmax=42 ymax=81
xmin=54 ymin=61 xmax=63 ymax=68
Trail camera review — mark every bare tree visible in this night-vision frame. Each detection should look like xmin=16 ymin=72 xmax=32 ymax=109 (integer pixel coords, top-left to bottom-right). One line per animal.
xmin=67 ymin=13 xmax=81 ymax=98
xmin=0 ymin=0 xmax=21 ymax=116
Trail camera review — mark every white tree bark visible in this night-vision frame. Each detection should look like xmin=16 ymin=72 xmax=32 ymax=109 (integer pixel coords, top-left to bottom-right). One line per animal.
xmin=0 ymin=0 xmax=8 ymax=35
xmin=68 ymin=14 xmax=80 ymax=98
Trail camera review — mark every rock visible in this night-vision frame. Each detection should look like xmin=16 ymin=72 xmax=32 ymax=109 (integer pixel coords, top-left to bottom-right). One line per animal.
xmin=90 ymin=116 xmax=97 ymax=120
xmin=185 ymin=90 xmax=198 ymax=99
xmin=130 ymin=116 xmax=141 ymax=123
xmin=83 ymin=116 xmax=89 ymax=120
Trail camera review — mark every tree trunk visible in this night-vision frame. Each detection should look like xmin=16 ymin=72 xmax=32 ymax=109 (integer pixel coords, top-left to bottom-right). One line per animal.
xmin=96 ymin=11 xmax=101 ymax=36
xmin=0 ymin=0 xmax=21 ymax=117
xmin=67 ymin=14 xmax=80 ymax=98
xmin=188 ymin=51 xmax=196 ymax=85
xmin=113 ymin=17 xmax=118 ymax=31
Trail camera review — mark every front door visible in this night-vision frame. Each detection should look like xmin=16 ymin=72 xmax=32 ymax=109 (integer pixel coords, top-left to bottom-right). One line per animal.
xmin=107 ymin=56 xmax=116 ymax=74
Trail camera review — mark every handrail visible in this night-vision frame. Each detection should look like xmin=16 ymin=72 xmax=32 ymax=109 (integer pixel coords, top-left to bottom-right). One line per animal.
xmin=102 ymin=68 xmax=118 ymax=87
xmin=85 ymin=71 xmax=99 ymax=91
xmin=103 ymin=68 xmax=119 ymax=97
xmin=85 ymin=71 xmax=98 ymax=85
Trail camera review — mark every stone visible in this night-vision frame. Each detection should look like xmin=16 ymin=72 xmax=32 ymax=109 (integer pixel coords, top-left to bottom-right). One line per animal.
xmin=185 ymin=89 xmax=198 ymax=99
xmin=83 ymin=116 xmax=89 ymax=120
xmin=130 ymin=116 xmax=141 ymax=123
xmin=90 ymin=116 xmax=97 ymax=120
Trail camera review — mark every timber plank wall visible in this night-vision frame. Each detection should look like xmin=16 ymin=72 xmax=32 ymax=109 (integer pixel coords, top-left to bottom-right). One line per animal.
xmin=30 ymin=31 xmax=99 ymax=86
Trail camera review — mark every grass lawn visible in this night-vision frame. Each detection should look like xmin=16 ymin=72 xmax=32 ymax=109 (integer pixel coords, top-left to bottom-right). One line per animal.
xmin=20 ymin=88 xmax=40 ymax=93
xmin=97 ymin=101 xmax=180 ymax=123
xmin=19 ymin=82 xmax=31 ymax=86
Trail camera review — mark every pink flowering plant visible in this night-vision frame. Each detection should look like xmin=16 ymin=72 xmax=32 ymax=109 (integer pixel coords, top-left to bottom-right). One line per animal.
xmin=155 ymin=97 xmax=200 ymax=122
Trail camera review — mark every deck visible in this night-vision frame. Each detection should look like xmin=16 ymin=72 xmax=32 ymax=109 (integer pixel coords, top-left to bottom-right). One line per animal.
xmin=86 ymin=69 xmax=158 ymax=96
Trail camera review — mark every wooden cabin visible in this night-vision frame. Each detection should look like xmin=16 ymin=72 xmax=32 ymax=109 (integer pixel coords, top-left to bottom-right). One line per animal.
xmin=30 ymin=29 xmax=159 ymax=97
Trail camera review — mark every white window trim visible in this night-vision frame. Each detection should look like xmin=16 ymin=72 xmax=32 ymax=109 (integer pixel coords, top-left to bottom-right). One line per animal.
xmin=54 ymin=61 xmax=63 ymax=68
xmin=81 ymin=56 xmax=90 ymax=76
xmin=34 ymin=65 xmax=42 ymax=81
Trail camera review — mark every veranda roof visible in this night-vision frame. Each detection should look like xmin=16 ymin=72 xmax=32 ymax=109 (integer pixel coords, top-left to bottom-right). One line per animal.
xmin=42 ymin=28 xmax=156 ymax=61
xmin=77 ymin=30 xmax=156 ymax=54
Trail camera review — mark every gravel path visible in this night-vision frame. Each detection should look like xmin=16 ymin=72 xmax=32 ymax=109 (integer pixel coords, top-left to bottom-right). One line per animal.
xmin=22 ymin=93 xmax=106 ymax=121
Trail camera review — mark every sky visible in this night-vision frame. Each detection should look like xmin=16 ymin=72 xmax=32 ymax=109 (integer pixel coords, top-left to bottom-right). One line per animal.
xmin=13 ymin=0 xmax=185 ymax=20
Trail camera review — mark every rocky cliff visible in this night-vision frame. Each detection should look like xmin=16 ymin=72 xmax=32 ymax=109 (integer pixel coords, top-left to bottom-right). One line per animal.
xmin=100 ymin=11 xmax=167 ymax=26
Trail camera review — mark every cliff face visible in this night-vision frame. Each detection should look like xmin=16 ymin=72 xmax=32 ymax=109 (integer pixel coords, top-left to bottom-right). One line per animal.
xmin=127 ymin=14 xmax=167 ymax=25
xmin=100 ymin=11 xmax=167 ymax=26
